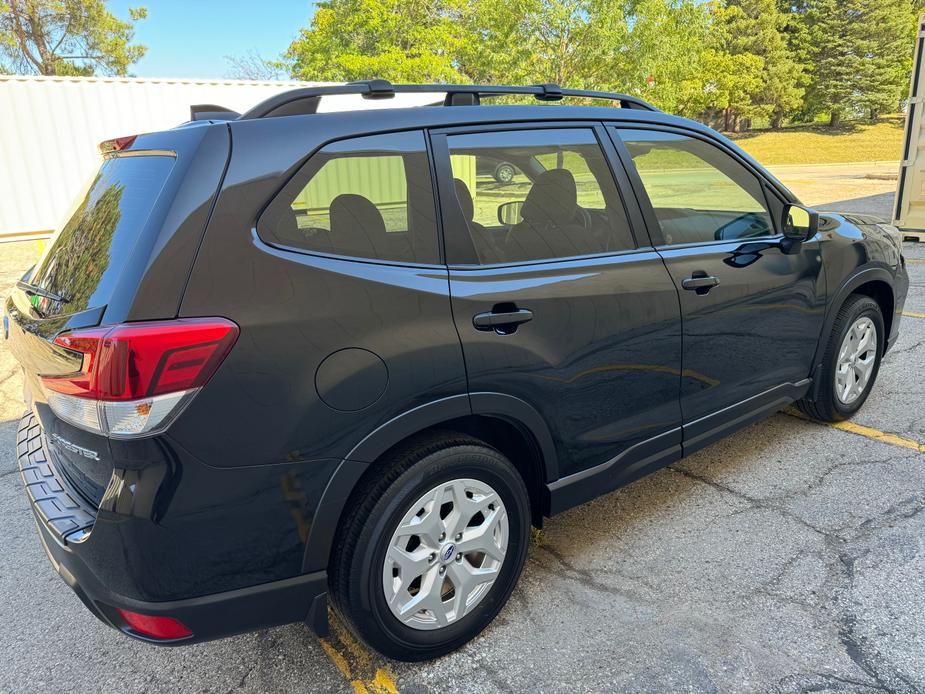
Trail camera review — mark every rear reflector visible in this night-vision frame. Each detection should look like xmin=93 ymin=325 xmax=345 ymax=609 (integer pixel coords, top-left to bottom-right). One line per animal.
xmin=116 ymin=609 xmax=193 ymax=640
xmin=42 ymin=318 xmax=238 ymax=438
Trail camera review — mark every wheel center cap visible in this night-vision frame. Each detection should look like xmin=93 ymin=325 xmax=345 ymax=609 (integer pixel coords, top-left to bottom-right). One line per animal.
xmin=440 ymin=543 xmax=456 ymax=564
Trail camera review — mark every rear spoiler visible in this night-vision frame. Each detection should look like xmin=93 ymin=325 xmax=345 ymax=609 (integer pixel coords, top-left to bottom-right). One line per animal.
xmin=190 ymin=104 xmax=240 ymax=121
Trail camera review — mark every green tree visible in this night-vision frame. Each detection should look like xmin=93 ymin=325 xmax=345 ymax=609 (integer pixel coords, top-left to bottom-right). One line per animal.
xmin=713 ymin=0 xmax=803 ymax=128
xmin=456 ymin=0 xmax=631 ymax=89
xmin=802 ymin=0 xmax=913 ymax=126
xmin=0 ymin=0 xmax=146 ymax=76
xmin=700 ymin=48 xmax=764 ymax=131
xmin=285 ymin=0 xmax=466 ymax=82
xmin=617 ymin=0 xmax=712 ymax=117
xmin=283 ymin=0 xmax=712 ymax=118
xmin=854 ymin=0 xmax=915 ymax=120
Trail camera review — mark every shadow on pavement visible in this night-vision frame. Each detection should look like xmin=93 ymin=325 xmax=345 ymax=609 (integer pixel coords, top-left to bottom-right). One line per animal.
xmin=815 ymin=192 xmax=894 ymax=220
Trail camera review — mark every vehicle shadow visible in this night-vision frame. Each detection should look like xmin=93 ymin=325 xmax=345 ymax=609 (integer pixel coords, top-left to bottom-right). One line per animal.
xmin=815 ymin=192 xmax=895 ymax=219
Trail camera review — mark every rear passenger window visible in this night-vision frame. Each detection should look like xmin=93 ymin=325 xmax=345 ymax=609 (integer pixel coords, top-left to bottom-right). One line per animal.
xmin=262 ymin=131 xmax=438 ymax=264
xmin=445 ymin=129 xmax=635 ymax=264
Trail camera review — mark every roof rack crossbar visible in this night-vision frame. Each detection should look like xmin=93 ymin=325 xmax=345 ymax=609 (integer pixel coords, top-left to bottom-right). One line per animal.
xmin=238 ymin=81 xmax=659 ymax=119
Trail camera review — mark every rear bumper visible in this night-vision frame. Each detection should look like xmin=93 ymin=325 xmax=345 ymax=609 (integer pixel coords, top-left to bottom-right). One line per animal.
xmin=17 ymin=413 xmax=329 ymax=645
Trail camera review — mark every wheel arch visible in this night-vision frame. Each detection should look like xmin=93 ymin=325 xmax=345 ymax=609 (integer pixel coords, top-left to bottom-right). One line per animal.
xmin=302 ymin=393 xmax=559 ymax=572
xmin=807 ymin=266 xmax=895 ymax=401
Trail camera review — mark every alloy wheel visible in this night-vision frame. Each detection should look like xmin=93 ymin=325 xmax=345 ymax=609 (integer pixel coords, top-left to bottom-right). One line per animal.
xmin=382 ymin=478 xmax=508 ymax=630
xmin=834 ymin=316 xmax=877 ymax=405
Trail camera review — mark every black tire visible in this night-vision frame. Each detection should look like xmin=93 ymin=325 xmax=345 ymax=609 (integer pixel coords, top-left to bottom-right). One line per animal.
xmin=493 ymin=163 xmax=516 ymax=184
xmin=796 ymin=294 xmax=884 ymax=422
xmin=328 ymin=431 xmax=530 ymax=661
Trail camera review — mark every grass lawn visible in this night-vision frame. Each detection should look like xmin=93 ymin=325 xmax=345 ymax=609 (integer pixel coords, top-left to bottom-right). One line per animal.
xmin=728 ymin=116 xmax=905 ymax=165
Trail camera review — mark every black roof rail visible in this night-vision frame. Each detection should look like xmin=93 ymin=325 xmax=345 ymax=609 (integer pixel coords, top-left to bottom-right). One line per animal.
xmin=190 ymin=104 xmax=241 ymax=121
xmin=238 ymin=81 xmax=659 ymax=119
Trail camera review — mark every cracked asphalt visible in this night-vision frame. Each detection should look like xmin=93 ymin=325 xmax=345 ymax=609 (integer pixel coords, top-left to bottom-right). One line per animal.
xmin=1 ymin=184 xmax=923 ymax=692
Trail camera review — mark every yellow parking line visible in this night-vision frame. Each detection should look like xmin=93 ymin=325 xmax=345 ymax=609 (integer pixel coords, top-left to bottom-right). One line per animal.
xmin=788 ymin=410 xmax=925 ymax=453
xmin=902 ymin=311 xmax=925 ymax=319
xmin=320 ymin=609 xmax=400 ymax=694
xmin=906 ymin=258 xmax=925 ymax=264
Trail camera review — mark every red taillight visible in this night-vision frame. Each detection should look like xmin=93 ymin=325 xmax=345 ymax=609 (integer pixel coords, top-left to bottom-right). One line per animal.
xmin=117 ymin=609 xmax=193 ymax=640
xmin=44 ymin=318 xmax=239 ymax=401
xmin=41 ymin=318 xmax=238 ymax=437
xmin=99 ymin=135 xmax=137 ymax=155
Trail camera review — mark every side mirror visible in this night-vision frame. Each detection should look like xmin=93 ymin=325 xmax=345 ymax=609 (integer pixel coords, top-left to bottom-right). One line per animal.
xmin=498 ymin=201 xmax=523 ymax=226
xmin=782 ymin=204 xmax=819 ymax=241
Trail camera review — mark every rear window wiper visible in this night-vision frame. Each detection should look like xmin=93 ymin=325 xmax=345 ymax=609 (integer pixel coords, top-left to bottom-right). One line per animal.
xmin=16 ymin=280 xmax=69 ymax=304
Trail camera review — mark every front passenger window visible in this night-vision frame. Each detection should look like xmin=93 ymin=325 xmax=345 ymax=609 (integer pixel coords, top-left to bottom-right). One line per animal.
xmin=618 ymin=130 xmax=774 ymax=245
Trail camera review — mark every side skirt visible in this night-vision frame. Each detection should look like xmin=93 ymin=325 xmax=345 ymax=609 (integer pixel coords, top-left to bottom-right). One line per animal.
xmin=545 ymin=380 xmax=811 ymax=517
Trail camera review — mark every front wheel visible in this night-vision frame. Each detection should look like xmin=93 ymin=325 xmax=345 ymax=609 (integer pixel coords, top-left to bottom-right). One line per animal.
xmin=797 ymin=294 xmax=884 ymax=422
xmin=329 ymin=432 xmax=530 ymax=661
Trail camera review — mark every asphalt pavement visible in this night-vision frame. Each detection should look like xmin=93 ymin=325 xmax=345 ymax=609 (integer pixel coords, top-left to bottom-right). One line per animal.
xmin=0 ymin=175 xmax=922 ymax=693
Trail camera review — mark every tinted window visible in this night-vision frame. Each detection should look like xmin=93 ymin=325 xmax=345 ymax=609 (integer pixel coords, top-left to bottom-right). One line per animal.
xmin=263 ymin=131 xmax=438 ymax=264
xmin=618 ymin=130 xmax=773 ymax=245
xmin=30 ymin=155 xmax=175 ymax=316
xmin=446 ymin=129 xmax=635 ymax=264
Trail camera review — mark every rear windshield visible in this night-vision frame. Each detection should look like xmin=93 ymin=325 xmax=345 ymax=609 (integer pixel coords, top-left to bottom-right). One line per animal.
xmin=29 ymin=155 xmax=175 ymax=316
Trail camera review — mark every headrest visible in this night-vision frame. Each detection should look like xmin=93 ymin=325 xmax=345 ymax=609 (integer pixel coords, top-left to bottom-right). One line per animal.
xmin=453 ymin=178 xmax=475 ymax=221
xmin=329 ymin=194 xmax=387 ymax=252
xmin=521 ymin=169 xmax=577 ymax=226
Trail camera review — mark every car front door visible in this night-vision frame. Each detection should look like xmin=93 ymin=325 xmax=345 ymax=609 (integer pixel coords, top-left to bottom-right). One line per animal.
xmin=430 ymin=123 xmax=684 ymax=509
xmin=610 ymin=127 xmax=825 ymax=454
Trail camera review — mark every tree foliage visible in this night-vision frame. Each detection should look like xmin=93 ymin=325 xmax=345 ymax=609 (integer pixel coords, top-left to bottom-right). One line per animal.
xmin=706 ymin=0 xmax=803 ymax=129
xmin=0 ymin=0 xmax=146 ymax=76
xmin=799 ymin=0 xmax=913 ymax=125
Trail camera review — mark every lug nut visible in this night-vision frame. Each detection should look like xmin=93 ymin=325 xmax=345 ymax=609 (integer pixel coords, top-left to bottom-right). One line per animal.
xmin=429 ymin=553 xmax=436 ymax=563
xmin=455 ymin=533 xmax=462 ymax=541
xmin=456 ymin=553 xmax=462 ymax=562
xmin=439 ymin=566 xmax=445 ymax=574
xmin=438 ymin=532 xmax=446 ymax=542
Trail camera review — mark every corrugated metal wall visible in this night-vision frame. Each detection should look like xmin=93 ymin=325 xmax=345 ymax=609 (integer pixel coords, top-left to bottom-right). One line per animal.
xmin=0 ymin=76 xmax=437 ymax=239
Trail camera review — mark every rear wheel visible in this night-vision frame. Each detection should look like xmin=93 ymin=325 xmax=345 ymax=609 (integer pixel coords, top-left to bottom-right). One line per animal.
xmin=797 ymin=294 xmax=884 ymax=422
xmin=329 ymin=432 xmax=530 ymax=661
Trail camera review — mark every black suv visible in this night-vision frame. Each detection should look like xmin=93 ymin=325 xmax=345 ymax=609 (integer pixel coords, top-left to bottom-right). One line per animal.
xmin=6 ymin=82 xmax=909 ymax=661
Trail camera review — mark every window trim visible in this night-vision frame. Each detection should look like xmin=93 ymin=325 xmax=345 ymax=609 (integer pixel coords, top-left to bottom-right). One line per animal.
xmin=430 ymin=122 xmax=653 ymax=269
xmin=607 ymin=124 xmax=785 ymax=250
xmin=255 ymin=128 xmax=445 ymax=269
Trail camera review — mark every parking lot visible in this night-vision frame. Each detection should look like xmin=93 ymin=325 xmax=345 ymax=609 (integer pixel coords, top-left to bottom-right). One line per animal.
xmin=0 ymin=169 xmax=923 ymax=693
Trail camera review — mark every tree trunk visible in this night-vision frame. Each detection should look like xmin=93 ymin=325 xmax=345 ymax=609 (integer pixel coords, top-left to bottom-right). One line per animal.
xmin=771 ymin=111 xmax=784 ymax=129
xmin=724 ymin=107 xmax=732 ymax=132
xmin=829 ymin=110 xmax=841 ymax=128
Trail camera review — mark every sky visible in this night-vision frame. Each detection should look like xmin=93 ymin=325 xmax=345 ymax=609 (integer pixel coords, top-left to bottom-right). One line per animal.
xmin=108 ymin=0 xmax=313 ymax=79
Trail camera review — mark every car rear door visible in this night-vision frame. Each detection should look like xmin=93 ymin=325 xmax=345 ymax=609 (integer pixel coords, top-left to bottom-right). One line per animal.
xmin=430 ymin=123 xmax=683 ymax=510
xmin=608 ymin=126 xmax=825 ymax=455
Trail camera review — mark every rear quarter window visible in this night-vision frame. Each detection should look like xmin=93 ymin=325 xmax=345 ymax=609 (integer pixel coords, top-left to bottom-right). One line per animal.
xmin=259 ymin=131 xmax=439 ymax=264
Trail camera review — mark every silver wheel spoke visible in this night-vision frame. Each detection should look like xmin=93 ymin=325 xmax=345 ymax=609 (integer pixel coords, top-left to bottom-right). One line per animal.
xmin=382 ymin=477 xmax=509 ymax=630
xmin=834 ymin=316 xmax=877 ymax=405
xmin=447 ymin=560 xmax=500 ymax=619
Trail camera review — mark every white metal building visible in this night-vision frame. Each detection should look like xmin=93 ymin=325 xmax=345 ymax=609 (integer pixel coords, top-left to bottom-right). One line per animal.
xmin=0 ymin=75 xmax=436 ymax=240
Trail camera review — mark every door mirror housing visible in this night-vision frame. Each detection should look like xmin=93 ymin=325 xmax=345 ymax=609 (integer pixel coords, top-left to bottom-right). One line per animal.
xmin=782 ymin=204 xmax=819 ymax=241
xmin=498 ymin=201 xmax=523 ymax=226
